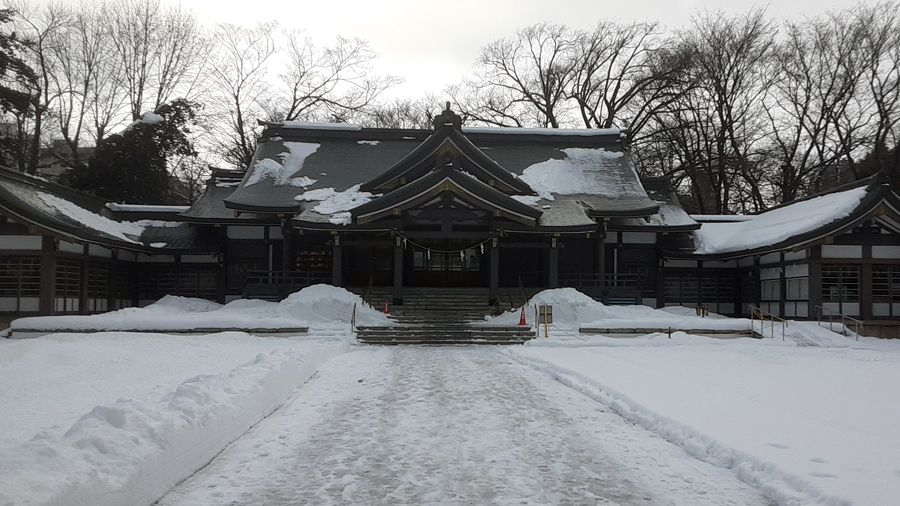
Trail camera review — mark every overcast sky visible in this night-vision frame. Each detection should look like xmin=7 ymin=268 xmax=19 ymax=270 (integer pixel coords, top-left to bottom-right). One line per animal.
xmin=57 ymin=0 xmax=870 ymax=99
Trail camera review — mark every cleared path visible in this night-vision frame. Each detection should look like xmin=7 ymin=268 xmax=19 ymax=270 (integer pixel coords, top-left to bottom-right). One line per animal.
xmin=157 ymin=347 xmax=773 ymax=506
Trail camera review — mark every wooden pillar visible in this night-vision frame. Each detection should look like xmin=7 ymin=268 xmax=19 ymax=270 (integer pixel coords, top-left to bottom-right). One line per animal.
xmin=779 ymin=252 xmax=786 ymax=318
xmin=861 ymin=243 xmax=873 ymax=319
xmin=808 ymin=247 xmax=822 ymax=318
xmin=216 ymin=226 xmax=227 ymax=304
xmin=39 ymin=236 xmax=56 ymax=315
xmin=108 ymin=250 xmax=117 ymax=311
xmin=593 ymin=231 xmax=605 ymax=278
xmin=490 ymin=237 xmax=499 ymax=305
xmin=549 ymin=236 xmax=559 ymax=288
xmin=331 ymin=234 xmax=342 ymax=287
xmin=392 ymin=236 xmax=403 ymax=305
xmin=281 ymin=223 xmax=292 ymax=273
xmin=80 ymin=244 xmax=89 ymax=314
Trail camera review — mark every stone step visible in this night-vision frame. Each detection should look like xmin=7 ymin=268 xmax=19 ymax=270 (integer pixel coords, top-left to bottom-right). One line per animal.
xmin=358 ymin=339 xmax=529 ymax=345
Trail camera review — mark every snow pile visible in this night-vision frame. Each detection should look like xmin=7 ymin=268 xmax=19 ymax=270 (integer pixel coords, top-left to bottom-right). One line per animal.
xmin=508 ymin=332 xmax=900 ymax=506
xmin=694 ymin=186 xmax=867 ymax=254
xmin=0 ymin=332 xmax=321 ymax=452
xmin=279 ymin=284 xmax=391 ymax=326
xmin=11 ymin=285 xmax=392 ymax=332
xmin=484 ymin=288 xmax=750 ymax=332
xmin=0 ymin=340 xmax=347 ymax=506
xmin=245 ymin=142 xmax=320 ymax=187
xmin=519 ymin=148 xmax=632 ymax=200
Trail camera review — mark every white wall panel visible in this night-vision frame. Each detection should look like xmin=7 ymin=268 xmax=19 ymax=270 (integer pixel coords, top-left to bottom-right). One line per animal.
xmin=0 ymin=236 xmax=41 ymax=250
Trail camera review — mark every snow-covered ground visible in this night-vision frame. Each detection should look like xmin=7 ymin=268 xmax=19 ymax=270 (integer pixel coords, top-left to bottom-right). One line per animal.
xmin=2 ymin=285 xmax=896 ymax=506
xmin=156 ymin=347 xmax=771 ymax=506
xmin=0 ymin=285 xmax=371 ymax=506
xmin=499 ymin=289 xmax=900 ymax=506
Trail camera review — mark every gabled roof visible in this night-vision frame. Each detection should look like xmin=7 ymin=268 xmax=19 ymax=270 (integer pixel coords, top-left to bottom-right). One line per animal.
xmin=684 ymin=176 xmax=900 ymax=259
xmin=213 ymin=110 xmax=659 ymax=226
xmin=350 ymin=166 xmax=542 ymax=226
xmin=180 ymin=169 xmax=279 ymax=224
xmin=0 ymin=166 xmax=216 ymax=253
xmin=360 ymin=108 xmax=534 ymax=195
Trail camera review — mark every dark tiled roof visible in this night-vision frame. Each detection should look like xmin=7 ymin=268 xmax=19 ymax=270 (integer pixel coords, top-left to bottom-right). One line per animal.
xmin=0 ymin=166 xmax=217 ymax=253
xmin=218 ymin=121 xmax=657 ymax=225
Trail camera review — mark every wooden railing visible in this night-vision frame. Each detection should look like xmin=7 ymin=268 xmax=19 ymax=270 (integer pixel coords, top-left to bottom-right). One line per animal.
xmin=558 ymin=272 xmax=642 ymax=289
xmin=750 ymin=305 xmax=788 ymax=340
xmin=816 ymin=305 xmax=863 ymax=341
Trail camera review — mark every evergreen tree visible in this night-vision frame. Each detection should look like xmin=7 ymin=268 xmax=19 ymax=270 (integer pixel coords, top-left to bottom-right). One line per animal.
xmin=68 ymin=98 xmax=200 ymax=204
xmin=0 ymin=8 xmax=37 ymax=171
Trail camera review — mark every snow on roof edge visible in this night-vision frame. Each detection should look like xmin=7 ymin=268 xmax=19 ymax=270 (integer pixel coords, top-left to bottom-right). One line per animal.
xmin=462 ymin=126 xmax=621 ymax=136
xmin=689 ymin=215 xmax=755 ymax=223
xmin=107 ymin=203 xmax=190 ymax=213
xmin=279 ymin=121 xmax=362 ymax=131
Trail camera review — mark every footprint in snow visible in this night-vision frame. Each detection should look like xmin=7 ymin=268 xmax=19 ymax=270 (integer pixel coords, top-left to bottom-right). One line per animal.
xmin=767 ymin=443 xmax=790 ymax=449
xmin=810 ymin=472 xmax=836 ymax=478
xmin=810 ymin=457 xmax=827 ymax=464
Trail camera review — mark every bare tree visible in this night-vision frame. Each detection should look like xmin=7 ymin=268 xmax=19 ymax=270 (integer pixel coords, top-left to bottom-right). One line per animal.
xmin=107 ymin=0 xmax=208 ymax=121
xmin=641 ymin=9 xmax=776 ymax=214
xmin=271 ymin=31 xmax=400 ymax=122
xmin=764 ymin=8 xmax=872 ymax=202
xmin=568 ymin=20 xmax=689 ymax=136
xmin=465 ymin=23 xmax=577 ymax=128
xmin=358 ymin=96 xmax=437 ymax=129
xmin=857 ymin=2 xmax=900 ymax=181
xmin=207 ymin=22 xmax=277 ymax=169
xmin=4 ymin=0 xmax=69 ymax=173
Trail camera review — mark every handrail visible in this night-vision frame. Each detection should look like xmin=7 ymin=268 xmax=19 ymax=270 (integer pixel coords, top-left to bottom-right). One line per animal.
xmin=517 ymin=274 xmax=530 ymax=303
xmin=749 ymin=305 xmax=788 ymax=341
xmin=362 ymin=272 xmax=374 ymax=307
xmin=351 ymin=302 xmax=357 ymax=333
xmin=816 ymin=305 xmax=863 ymax=341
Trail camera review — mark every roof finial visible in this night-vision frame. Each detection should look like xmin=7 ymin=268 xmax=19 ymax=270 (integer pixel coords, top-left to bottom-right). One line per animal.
xmin=432 ymin=102 xmax=462 ymax=131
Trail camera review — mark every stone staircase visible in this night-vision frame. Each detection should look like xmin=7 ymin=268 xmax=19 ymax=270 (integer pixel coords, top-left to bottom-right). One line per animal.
xmin=350 ymin=286 xmax=535 ymax=345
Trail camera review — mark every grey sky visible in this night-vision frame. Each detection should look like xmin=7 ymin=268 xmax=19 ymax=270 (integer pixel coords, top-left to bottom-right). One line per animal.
xmin=56 ymin=0 xmax=869 ymax=98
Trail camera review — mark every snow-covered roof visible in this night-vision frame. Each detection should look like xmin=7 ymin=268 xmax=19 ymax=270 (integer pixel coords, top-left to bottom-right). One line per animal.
xmin=611 ymin=178 xmax=698 ymax=231
xmin=0 ymin=166 xmax=214 ymax=252
xmin=221 ymin=120 xmax=656 ymax=227
xmin=693 ymin=185 xmax=879 ymax=256
xmin=462 ymin=126 xmax=622 ymax=137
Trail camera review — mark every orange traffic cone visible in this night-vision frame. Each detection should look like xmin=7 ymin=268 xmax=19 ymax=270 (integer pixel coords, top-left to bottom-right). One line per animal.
xmin=384 ymin=300 xmax=390 ymax=315
xmin=518 ymin=306 xmax=527 ymax=326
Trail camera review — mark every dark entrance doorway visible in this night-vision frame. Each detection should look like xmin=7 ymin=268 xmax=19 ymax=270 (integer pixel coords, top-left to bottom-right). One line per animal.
xmin=407 ymin=240 xmax=483 ymax=287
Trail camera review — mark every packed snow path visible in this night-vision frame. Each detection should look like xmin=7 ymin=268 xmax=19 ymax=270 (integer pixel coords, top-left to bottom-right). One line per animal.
xmin=158 ymin=347 xmax=773 ymax=506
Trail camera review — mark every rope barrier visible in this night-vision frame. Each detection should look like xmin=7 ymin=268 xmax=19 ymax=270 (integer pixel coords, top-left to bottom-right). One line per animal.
xmin=393 ymin=231 xmax=501 ymax=255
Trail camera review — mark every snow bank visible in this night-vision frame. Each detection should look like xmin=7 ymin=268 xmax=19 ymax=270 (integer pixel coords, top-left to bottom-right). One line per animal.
xmin=0 ymin=340 xmax=348 ymax=506
xmin=279 ymin=284 xmax=391 ymax=326
xmin=483 ymin=288 xmax=750 ymax=332
xmin=11 ymin=285 xmax=392 ymax=332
